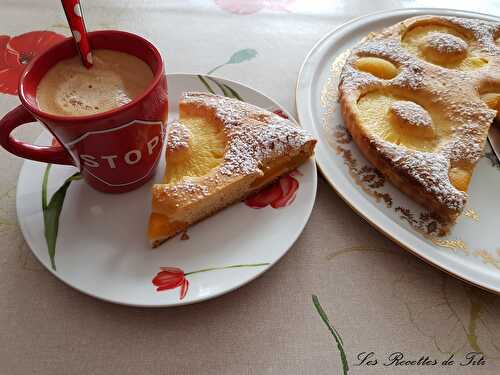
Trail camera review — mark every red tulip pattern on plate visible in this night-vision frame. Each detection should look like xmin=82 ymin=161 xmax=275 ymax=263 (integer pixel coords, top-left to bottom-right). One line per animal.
xmin=152 ymin=267 xmax=189 ymax=300
xmin=152 ymin=263 xmax=270 ymax=300
xmin=245 ymin=173 xmax=300 ymax=209
xmin=244 ymin=109 xmax=301 ymax=209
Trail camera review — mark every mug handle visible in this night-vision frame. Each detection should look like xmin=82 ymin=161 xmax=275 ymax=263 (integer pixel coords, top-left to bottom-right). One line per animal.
xmin=0 ymin=105 xmax=74 ymax=165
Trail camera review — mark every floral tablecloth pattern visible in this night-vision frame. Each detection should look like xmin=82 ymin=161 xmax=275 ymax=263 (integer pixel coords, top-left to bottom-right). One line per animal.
xmin=1 ymin=1 xmax=500 ymax=374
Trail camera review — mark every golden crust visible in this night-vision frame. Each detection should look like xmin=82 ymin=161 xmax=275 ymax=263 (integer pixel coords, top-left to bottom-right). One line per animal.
xmin=339 ymin=15 xmax=500 ymax=231
xmin=149 ymin=92 xmax=316 ymax=247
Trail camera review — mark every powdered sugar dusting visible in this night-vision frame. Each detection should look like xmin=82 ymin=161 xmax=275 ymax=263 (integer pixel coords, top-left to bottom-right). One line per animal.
xmin=425 ymin=32 xmax=467 ymax=54
xmin=381 ymin=142 xmax=466 ymax=211
xmin=339 ymin=37 xmax=426 ymax=93
xmin=338 ymin=15 xmax=500 ymax=216
xmin=447 ymin=16 xmax=500 ymax=54
xmin=156 ymin=179 xmax=210 ymax=206
xmin=153 ymin=92 xmax=315 ymax=208
xmin=390 ymin=100 xmax=432 ymax=129
xmin=182 ymin=92 xmax=314 ymax=177
xmin=166 ymin=120 xmax=190 ymax=152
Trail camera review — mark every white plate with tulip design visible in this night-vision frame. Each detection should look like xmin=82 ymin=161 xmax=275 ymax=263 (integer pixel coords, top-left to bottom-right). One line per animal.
xmin=16 ymin=73 xmax=317 ymax=307
xmin=296 ymin=9 xmax=500 ymax=293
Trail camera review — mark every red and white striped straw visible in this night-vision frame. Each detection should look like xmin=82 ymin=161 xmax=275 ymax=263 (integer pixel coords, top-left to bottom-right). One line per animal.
xmin=61 ymin=0 xmax=93 ymax=69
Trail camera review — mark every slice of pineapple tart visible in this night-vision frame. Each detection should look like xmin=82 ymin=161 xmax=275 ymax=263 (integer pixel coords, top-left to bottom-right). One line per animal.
xmin=339 ymin=15 xmax=500 ymax=233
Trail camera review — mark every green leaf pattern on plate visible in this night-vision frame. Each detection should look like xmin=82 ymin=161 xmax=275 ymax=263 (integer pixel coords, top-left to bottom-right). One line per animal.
xmin=197 ymin=75 xmax=244 ymax=101
xmin=197 ymin=74 xmax=216 ymax=94
xmin=42 ymin=164 xmax=82 ymax=270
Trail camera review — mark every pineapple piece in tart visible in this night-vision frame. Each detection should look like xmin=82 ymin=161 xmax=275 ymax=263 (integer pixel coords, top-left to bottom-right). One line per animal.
xmin=148 ymin=92 xmax=316 ymax=247
xmin=339 ymin=15 xmax=500 ymax=233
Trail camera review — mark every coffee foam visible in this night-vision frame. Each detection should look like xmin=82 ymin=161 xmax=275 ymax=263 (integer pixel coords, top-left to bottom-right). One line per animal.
xmin=36 ymin=49 xmax=153 ymax=116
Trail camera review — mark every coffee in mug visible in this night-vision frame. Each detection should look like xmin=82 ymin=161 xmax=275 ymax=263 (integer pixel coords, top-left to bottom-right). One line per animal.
xmin=0 ymin=30 xmax=168 ymax=193
xmin=36 ymin=49 xmax=153 ymax=116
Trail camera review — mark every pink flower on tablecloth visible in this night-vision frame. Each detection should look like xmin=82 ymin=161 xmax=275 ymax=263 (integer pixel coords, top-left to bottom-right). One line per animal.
xmin=152 ymin=267 xmax=189 ymax=299
xmin=215 ymin=0 xmax=296 ymax=15
xmin=245 ymin=174 xmax=299 ymax=209
xmin=0 ymin=31 xmax=65 ymax=95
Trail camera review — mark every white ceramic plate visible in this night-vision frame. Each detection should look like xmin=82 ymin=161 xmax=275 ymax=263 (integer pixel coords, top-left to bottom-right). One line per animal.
xmin=17 ymin=73 xmax=317 ymax=307
xmin=296 ymin=9 xmax=500 ymax=293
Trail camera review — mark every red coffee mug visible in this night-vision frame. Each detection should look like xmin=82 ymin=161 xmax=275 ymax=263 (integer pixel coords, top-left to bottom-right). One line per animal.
xmin=0 ymin=30 xmax=168 ymax=193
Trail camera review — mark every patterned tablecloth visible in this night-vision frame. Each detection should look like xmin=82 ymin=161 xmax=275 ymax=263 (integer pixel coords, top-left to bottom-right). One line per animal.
xmin=1 ymin=1 xmax=500 ymax=374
